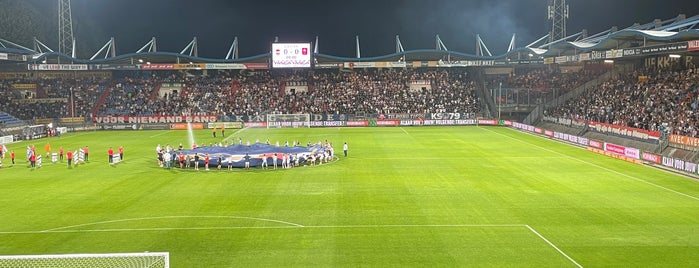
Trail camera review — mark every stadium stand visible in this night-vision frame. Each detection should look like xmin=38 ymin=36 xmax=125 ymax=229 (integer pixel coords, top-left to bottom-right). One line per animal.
xmin=545 ymin=67 xmax=699 ymax=137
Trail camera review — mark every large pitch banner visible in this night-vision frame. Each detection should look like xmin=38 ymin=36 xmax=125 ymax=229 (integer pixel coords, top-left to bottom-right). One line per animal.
xmin=94 ymin=115 xmax=217 ymax=124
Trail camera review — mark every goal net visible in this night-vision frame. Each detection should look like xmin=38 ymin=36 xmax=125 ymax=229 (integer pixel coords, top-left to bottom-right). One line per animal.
xmin=0 ymin=252 xmax=169 ymax=268
xmin=266 ymin=113 xmax=311 ymax=128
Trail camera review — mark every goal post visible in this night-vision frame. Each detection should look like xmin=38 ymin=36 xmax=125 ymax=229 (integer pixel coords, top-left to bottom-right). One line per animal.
xmin=266 ymin=113 xmax=311 ymax=128
xmin=0 ymin=252 xmax=169 ymax=268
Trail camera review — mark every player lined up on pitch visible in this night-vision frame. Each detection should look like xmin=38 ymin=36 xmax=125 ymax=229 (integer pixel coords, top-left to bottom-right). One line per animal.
xmin=154 ymin=139 xmax=342 ymax=171
xmin=0 ymin=143 xmax=125 ymax=169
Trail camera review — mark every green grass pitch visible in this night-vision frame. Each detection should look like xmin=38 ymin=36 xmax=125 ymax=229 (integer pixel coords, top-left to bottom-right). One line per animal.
xmin=1 ymin=126 xmax=699 ymax=267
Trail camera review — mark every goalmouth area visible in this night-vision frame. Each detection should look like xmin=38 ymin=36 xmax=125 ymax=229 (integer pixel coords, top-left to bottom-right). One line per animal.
xmin=0 ymin=126 xmax=698 ymax=267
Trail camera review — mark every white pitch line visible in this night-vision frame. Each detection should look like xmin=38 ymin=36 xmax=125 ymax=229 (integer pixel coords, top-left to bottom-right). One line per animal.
xmin=481 ymin=127 xmax=699 ymax=202
xmin=41 ymin=215 xmax=304 ymax=232
xmin=3 ymin=223 xmax=527 ymax=235
xmin=0 ymin=222 xmax=585 ymax=266
xmin=525 ymin=225 xmax=583 ymax=268
xmin=399 ymin=127 xmax=410 ymax=136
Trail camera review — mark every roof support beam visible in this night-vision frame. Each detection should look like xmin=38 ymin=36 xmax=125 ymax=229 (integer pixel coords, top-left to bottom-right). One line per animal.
xmin=225 ymin=36 xmax=238 ymax=60
xmin=33 ymin=37 xmax=54 ymax=53
xmin=180 ymin=37 xmax=198 ymax=57
xmin=0 ymin=38 xmax=35 ymax=52
xmin=314 ymin=36 xmax=319 ymax=54
xmin=90 ymin=37 xmax=115 ymax=60
xmin=136 ymin=37 xmax=157 ymax=53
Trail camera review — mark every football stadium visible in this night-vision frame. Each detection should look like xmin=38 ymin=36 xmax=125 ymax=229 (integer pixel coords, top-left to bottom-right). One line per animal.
xmin=1 ymin=0 xmax=699 ymax=267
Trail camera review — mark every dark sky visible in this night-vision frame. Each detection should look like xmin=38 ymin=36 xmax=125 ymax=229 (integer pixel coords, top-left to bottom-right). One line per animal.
xmin=38 ymin=0 xmax=699 ymax=58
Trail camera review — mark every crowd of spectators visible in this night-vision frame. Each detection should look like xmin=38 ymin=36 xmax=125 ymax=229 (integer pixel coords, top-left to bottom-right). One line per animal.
xmin=486 ymin=67 xmax=608 ymax=105
xmin=0 ymin=78 xmax=105 ymax=121
xmin=95 ymin=69 xmax=482 ymax=118
xmin=546 ymin=67 xmax=699 ymax=137
xmin=2 ymin=68 xmax=482 ymax=122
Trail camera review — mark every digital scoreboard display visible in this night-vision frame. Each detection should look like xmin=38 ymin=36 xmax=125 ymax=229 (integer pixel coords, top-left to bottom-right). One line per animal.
xmin=272 ymin=43 xmax=312 ymax=68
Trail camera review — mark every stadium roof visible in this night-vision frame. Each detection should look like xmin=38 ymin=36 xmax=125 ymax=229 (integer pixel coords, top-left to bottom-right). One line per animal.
xmin=1 ymin=14 xmax=698 ymax=65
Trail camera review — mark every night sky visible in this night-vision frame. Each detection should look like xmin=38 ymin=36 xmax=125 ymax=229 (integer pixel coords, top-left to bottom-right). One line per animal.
xmin=34 ymin=0 xmax=699 ymax=58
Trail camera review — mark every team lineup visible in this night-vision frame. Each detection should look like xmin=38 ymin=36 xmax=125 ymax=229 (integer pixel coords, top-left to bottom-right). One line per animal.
xmin=0 ymin=129 xmax=348 ymax=171
xmin=155 ymin=127 xmax=347 ymax=171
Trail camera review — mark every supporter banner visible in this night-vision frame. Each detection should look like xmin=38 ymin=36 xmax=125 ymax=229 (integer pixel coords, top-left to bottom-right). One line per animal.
xmin=430 ymin=112 xmax=472 ymax=120
xmin=544 ymin=57 xmax=554 ymax=64
xmin=93 ymin=115 xmax=217 ymax=124
xmin=555 ymin=56 xmax=567 ymax=63
xmin=588 ymin=121 xmax=660 ymax=143
xmin=641 ymin=42 xmax=688 ymax=55
xmin=578 ymin=53 xmax=590 ymax=62
xmin=205 ymin=63 xmax=247 ymax=69
xmin=381 ymin=113 xmax=427 ymax=120
xmin=669 ymin=134 xmax=699 ymax=148
xmin=478 ymin=119 xmax=499 ymax=125
xmin=689 ymin=40 xmax=699 ymax=51
xmin=0 ymin=53 xmax=7 ymax=60
xmin=174 ymin=63 xmax=206 ymax=70
xmin=60 ymin=117 xmax=85 ymax=123
xmin=605 ymin=49 xmax=623 ymax=59
xmin=28 ymin=64 xmax=89 ymax=71
xmin=89 ymin=64 xmax=141 ymax=70
xmin=346 ymin=120 xmax=369 ymax=127
xmin=170 ymin=123 xmax=204 ymax=130
xmin=141 ymin=64 xmax=175 ymax=70
xmin=590 ymin=50 xmax=605 ymax=60
xmin=623 ymin=48 xmax=642 ymax=57
xmin=642 ymin=152 xmax=661 ymax=164
xmin=226 ymin=114 xmax=266 ymax=122
xmin=311 ymin=114 xmax=350 ymax=121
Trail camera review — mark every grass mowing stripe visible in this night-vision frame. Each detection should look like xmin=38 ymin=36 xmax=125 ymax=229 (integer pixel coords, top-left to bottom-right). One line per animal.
xmin=482 ymin=127 xmax=699 ymax=202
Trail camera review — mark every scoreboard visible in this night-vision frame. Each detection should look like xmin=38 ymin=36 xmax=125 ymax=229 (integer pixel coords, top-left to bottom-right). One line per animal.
xmin=272 ymin=43 xmax=312 ymax=68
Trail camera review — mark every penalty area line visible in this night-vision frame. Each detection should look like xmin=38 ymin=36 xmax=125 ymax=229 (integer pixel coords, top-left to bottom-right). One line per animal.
xmin=525 ymin=225 xmax=583 ymax=268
